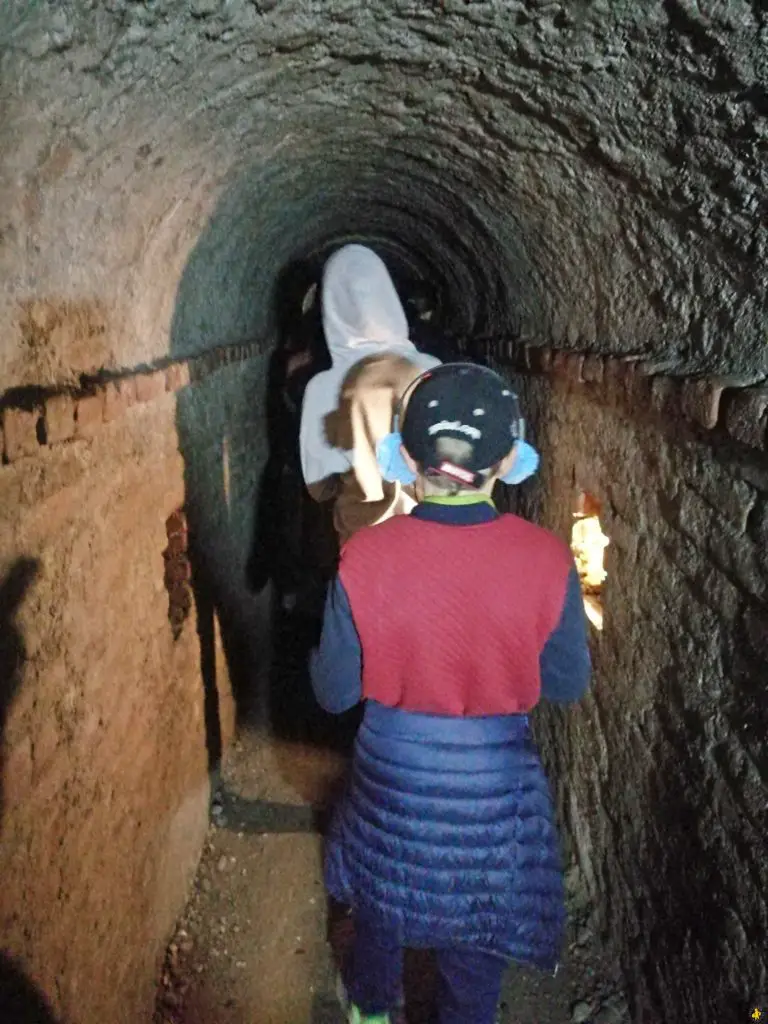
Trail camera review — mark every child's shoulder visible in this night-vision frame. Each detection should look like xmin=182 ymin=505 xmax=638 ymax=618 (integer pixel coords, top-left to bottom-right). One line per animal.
xmin=497 ymin=512 xmax=572 ymax=554
xmin=345 ymin=510 xmax=569 ymax=555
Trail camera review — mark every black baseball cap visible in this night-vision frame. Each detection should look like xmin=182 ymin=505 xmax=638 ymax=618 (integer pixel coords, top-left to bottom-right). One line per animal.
xmin=400 ymin=363 xmax=523 ymax=485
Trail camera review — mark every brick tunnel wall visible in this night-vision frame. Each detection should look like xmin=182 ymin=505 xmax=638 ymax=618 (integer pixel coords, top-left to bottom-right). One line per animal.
xmin=0 ymin=344 xmax=267 ymax=1024
xmin=2 ymin=3 xmax=767 ymax=1022
xmin=2 ymin=334 xmax=767 ymax=1024
xmin=502 ymin=347 xmax=767 ymax=1024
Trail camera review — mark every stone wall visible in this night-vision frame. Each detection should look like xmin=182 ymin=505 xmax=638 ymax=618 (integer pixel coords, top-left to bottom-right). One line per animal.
xmin=2 ymin=5 xmax=767 ymax=1018
xmin=3 ymin=3 xmax=767 ymax=386
xmin=3 ymin=329 xmax=766 ymax=1024
xmin=0 ymin=343 xmax=265 ymax=1023
xmin=505 ymin=347 xmax=767 ymax=1024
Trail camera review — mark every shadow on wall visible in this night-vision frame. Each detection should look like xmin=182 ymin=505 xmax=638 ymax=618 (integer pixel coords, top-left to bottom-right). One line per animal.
xmin=0 ymin=557 xmax=39 ymax=828
xmin=246 ymin=257 xmax=335 ymax=612
xmin=0 ymin=954 xmax=60 ymax=1024
xmin=246 ymin=254 xmax=469 ymax=751
xmin=0 ymin=558 xmax=60 ymax=1023
xmin=246 ymin=256 xmax=350 ymax=748
xmin=169 ymin=204 xmax=277 ymax=770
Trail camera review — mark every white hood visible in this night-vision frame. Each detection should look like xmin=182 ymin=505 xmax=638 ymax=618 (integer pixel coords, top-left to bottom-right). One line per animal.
xmin=299 ymin=244 xmax=438 ymax=486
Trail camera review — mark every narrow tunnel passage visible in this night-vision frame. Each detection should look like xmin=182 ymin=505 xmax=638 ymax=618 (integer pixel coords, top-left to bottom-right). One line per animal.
xmin=1 ymin=3 xmax=767 ymax=1024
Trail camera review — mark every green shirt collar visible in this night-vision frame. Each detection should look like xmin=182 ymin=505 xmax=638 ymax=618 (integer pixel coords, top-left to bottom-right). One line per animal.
xmin=422 ymin=493 xmax=496 ymax=508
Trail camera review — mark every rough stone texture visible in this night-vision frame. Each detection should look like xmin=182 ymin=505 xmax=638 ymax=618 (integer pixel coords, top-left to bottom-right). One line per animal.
xmin=165 ymin=361 xmax=191 ymax=392
xmin=135 ymin=368 xmax=169 ymax=404
xmin=1 ymin=1 xmax=767 ymax=391
xmin=519 ymin=370 xmax=768 ymax=1024
xmin=2 ymin=406 xmax=42 ymax=461
xmin=103 ymin=376 xmax=137 ymax=422
xmin=723 ymin=384 xmax=768 ymax=447
xmin=73 ymin=389 xmax=105 ymax=439
xmin=0 ymin=397 xmax=238 ymax=1024
xmin=43 ymin=392 xmax=76 ymax=444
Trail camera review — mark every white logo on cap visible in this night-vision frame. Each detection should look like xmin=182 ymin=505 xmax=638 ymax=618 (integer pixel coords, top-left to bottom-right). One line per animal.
xmin=427 ymin=420 xmax=482 ymax=440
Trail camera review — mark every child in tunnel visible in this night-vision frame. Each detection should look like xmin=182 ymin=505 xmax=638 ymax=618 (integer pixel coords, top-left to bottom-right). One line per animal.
xmin=299 ymin=243 xmax=442 ymax=552
xmin=309 ymin=363 xmax=592 ymax=1024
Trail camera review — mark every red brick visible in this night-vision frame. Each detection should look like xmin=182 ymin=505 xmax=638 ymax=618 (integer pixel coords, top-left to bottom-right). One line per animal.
xmin=165 ymin=362 xmax=191 ymax=392
xmin=168 ymin=603 xmax=188 ymax=633
xmin=164 ymin=558 xmax=191 ymax=587
xmin=563 ymin=353 xmax=585 ymax=384
xmin=551 ymin=350 xmax=568 ymax=375
xmin=650 ymin=376 xmax=682 ymax=417
xmin=168 ymin=581 xmax=192 ymax=613
xmin=166 ymin=508 xmax=187 ymax=537
xmin=680 ymin=377 xmax=728 ymax=430
xmin=581 ymin=354 xmax=604 ymax=384
xmin=637 ymin=359 xmax=679 ymax=376
xmin=602 ymin=357 xmax=639 ymax=396
xmin=164 ymin=531 xmax=187 ymax=558
xmin=44 ymin=393 xmax=75 ymax=444
xmin=499 ymin=339 xmax=526 ymax=371
xmin=134 ymin=369 xmax=167 ymax=403
xmin=74 ymin=390 xmax=105 ymax=439
xmin=624 ymin=363 xmax=654 ymax=407
xmin=575 ymin=492 xmax=602 ymax=517
xmin=722 ymin=385 xmax=768 ymax=448
xmin=2 ymin=406 xmax=41 ymax=461
xmin=525 ymin=345 xmax=551 ymax=373
xmin=103 ymin=378 xmax=136 ymax=422
xmin=680 ymin=375 xmax=759 ymax=431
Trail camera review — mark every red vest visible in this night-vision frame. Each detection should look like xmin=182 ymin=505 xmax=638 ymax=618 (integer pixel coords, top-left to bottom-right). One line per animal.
xmin=338 ymin=513 xmax=572 ymax=716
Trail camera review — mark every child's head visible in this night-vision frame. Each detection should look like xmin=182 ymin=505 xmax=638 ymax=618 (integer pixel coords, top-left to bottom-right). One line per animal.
xmin=398 ymin=364 xmax=524 ymax=497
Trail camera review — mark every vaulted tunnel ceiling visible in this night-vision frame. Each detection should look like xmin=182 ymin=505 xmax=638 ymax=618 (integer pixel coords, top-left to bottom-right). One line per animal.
xmin=1 ymin=1 xmax=766 ymax=389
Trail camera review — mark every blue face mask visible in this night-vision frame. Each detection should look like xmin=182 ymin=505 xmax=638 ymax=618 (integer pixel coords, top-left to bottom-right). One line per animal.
xmin=376 ymin=432 xmax=417 ymax=484
xmin=503 ymin=439 xmax=539 ymax=484
xmin=376 ymin=433 xmax=540 ymax=486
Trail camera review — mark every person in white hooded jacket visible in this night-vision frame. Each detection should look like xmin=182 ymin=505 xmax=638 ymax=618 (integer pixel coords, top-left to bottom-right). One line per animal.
xmin=299 ymin=244 xmax=441 ymax=548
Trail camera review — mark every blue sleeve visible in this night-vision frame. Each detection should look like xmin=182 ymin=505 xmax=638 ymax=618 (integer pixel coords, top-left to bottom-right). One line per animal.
xmin=309 ymin=577 xmax=364 ymax=714
xmin=539 ymin=564 xmax=592 ymax=703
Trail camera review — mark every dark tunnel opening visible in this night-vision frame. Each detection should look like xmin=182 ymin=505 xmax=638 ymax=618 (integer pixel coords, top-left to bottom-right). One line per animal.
xmin=168 ymin=153 xmax=539 ymax=769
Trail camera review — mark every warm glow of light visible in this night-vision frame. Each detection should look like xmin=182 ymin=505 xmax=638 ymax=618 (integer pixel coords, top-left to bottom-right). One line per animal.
xmin=571 ymin=515 xmax=609 ymax=589
xmin=583 ymin=594 xmax=604 ymax=631
xmin=571 ymin=508 xmax=609 ymax=631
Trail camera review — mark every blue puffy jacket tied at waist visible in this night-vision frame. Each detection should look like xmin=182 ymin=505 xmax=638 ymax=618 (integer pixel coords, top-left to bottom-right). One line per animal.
xmin=323 ymin=701 xmax=566 ymax=970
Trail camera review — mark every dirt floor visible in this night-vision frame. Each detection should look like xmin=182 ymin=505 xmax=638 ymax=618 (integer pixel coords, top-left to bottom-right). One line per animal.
xmin=154 ymin=728 xmax=630 ymax=1024
xmin=154 ymin=597 xmax=630 ymax=1024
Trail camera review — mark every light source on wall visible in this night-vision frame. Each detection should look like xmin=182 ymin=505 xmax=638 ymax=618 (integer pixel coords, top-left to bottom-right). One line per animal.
xmin=571 ymin=492 xmax=609 ymax=631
